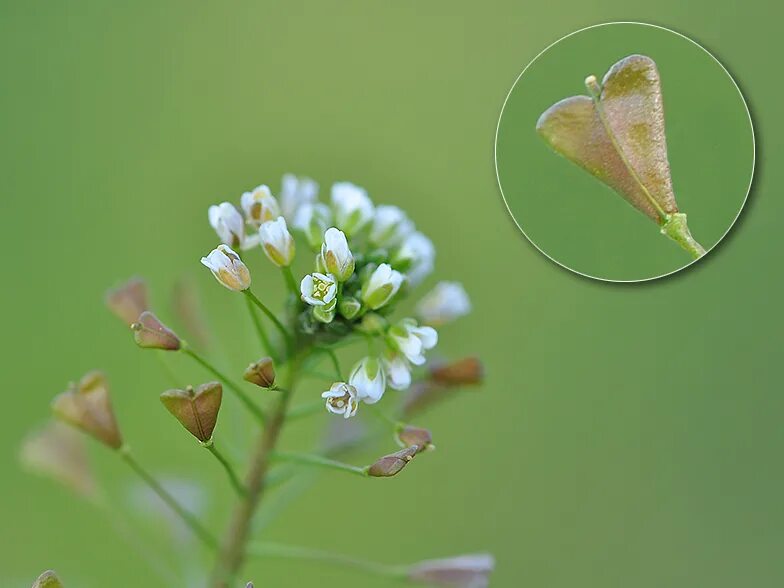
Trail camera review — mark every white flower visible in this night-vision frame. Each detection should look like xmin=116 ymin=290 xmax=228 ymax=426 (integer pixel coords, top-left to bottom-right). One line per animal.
xmin=388 ymin=319 xmax=438 ymax=366
xmin=369 ymin=205 xmax=414 ymax=247
xmin=361 ymin=263 xmax=404 ymax=310
xmin=383 ymin=353 xmax=412 ymax=391
xmin=293 ymin=202 xmax=332 ymax=249
xmin=331 ymin=182 xmax=374 ymax=236
xmin=416 ymin=281 xmax=471 ymax=326
xmin=321 ymin=382 xmax=359 ymax=419
xmin=240 ymin=185 xmax=280 ymax=228
xmin=321 ymin=227 xmax=355 ymax=282
xmin=200 ymin=244 xmax=251 ymax=291
xmin=348 ymin=357 xmax=386 ymax=404
xmin=393 ymin=231 xmax=435 ymax=286
xmin=279 ymin=173 xmax=318 ymax=223
xmin=259 ymin=217 xmax=295 ymax=267
xmin=208 ymin=202 xmax=245 ymax=249
xmin=300 ymin=272 xmax=337 ymax=307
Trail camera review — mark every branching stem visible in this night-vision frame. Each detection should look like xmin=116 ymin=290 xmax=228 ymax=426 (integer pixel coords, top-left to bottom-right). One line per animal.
xmin=271 ymin=451 xmax=369 ymax=477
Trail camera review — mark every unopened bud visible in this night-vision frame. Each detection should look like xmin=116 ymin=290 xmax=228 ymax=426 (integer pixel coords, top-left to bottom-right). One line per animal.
xmin=32 ymin=570 xmax=64 ymax=588
xmin=105 ymin=277 xmax=148 ymax=325
xmin=357 ymin=312 xmax=387 ymax=335
xmin=160 ymin=382 xmax=222 ymax=442
xmin=430 ymin=357 xmax=483 ymax=386
xmin=131 ymin=311 xmax=181 ymax=350
xmin=407 ymin=554 xmax=495 ymax=587
xmin=244 ymin=357 xmax=276 ymax=388
xmin=51 ymin=372 xmax=123 ymax=450
xmin=313 ymin=300 xmax=336 ymax=324
xmin=396 ymin=426 xmax=434 ymax=454
xmin=338 ymin=296 xmax=361 ymax=320
xmin=367 ymin=445 xmax=417 ymax=477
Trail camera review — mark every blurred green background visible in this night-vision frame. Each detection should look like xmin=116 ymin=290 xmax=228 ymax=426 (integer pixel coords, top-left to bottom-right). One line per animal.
xmin=496 ymin=23 xmax=754 ymax=281
xmin=1 ymin=2 xmax=781 ymax=587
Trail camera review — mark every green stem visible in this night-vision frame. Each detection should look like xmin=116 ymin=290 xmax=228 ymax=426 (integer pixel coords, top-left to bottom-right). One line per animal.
xmin=243 ymin=289 xmax=292 ymax=352
xmin=247 ymin=543 xmax=407 ymax=579
xmin=315 ymin=346 xmax=342 ymax=380
xmin=181 ymin=346 xmax=265 ymax=424
xmin=271 ymin=451 xmax=369 ymax=477
xmin=660 ymin=213 xmax=706 ymax=259
xmin=282 ymin=266 xmax=299 ymax=297
xmin=244 ymin=294 xmax=273 ymax=358
xmin=365 ymin=403 xmax=404 ymax=430
xmin=120 ymin=448 xmax=218 ymax=551
xmin=203 ymin=441 xmax=247 ymax=498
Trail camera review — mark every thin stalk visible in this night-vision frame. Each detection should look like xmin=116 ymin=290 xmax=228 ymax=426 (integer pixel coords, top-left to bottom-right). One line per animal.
xmin=208 ymin=352 xmax=304 ymax=587
xmin=281 ymin=266 xmax=299 ymax=297
xmin=243 ymin=289 xmax=292 ymax=352
xmin=316 ymin=346 xmax=342 ymax=380
xmin=271 ymin=451 xmax=369 ymax=477
xmin=203 ymin=441 xmax=247 ymax=498
xmin=119 ymin=448 xmax=218 ymax=551
xmin=181 ymin=345 xmax=265 ymax=424
xmin=244 ymin=295 xmax=273 ymax=358
xmin=365 ymin=403 xmax=404 ymax=430
xmin=247 ymin=542 xmax=407 ymax=579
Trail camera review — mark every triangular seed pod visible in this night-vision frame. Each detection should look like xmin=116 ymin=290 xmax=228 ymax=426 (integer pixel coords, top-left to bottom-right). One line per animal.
xmin=160 ymin=382 xmax=223 ymax=443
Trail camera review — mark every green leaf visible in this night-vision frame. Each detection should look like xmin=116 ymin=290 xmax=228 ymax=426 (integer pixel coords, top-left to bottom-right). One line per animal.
xmin=536 ymin=54 xmax=678 ymax=224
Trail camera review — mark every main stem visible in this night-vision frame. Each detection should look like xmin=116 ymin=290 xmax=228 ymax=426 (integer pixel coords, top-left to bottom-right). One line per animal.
xmin=208 ymin=351 xmax=304 ymax=586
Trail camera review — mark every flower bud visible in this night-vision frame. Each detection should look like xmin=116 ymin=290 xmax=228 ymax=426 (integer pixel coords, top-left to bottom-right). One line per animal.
xmin=279 ymin=173 xmax=319 ymax=223
xmin=51 ymin=372 xmax=123 ymax=450
xmin=331 ymin=182 xmax=374 ymax=236
xmin=383 ymin=353 xmax=412 ymax=390
xmin=391 ymin=231 xmax=435 ymax=286
xmin=240 ymin=184 xmax=280 ymax=227
xmin=293 ymin=202 xmax=332 ymax=250
xmin=321 ymin=227 xmax=355 ymax=282
xmin=208 ymin=202 xmax=245 ymax=249
xmin=407 ymin=554 xmax=495 ymax=587
xmin=131 ymin=311 xmax=182 ymax=350
xmin=105 ymin=277 xmax=148 ymax=325
xmin=367 ymin=445 xmax=417 ymax=477
xmin=321 ymin=382 xmax=360 ymax=419
xmin=388 ymin=319 xmax=437 ymax=366
xmin=300 ymin=272 xmax=337 ymax=307
xmin=244 ymin=357 xmax=276 ymax=388
xmin=357 ymin=312 xmax=388 ymax=335
xmin=338 ymin=296 xmax=361 ymax=320
xmin=160 ymin=382 xmax=222 ymax=443
xmin=397 ymin=425 xmax=433 ymax=454
xmin=313 ymin=300 xmax=337 ymax=324
xmin=369 ymin=205 xmax=413 ymax=247
xmin=416 ymin=281 xmax=471 ymax=326
xmin=361 ymin=263 xmax=404 ymax=310
xmin=20 ymin=421 xmax=98 ymax=500
xmin=201 ymin=244 xmax=251 ymax=292
xmin=430 ymin=357 xmax=484 ymax=386
xmin=259 ymin=216 xmax=295 ymax=267
xmin=348 ymin=356 xmax=386 ymax=404
xmin=32 ymin=570 xmax=64 ymax=588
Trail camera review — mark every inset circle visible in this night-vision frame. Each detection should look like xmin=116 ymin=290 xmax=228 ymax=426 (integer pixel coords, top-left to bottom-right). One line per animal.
xmin=495 ymin=22 xmax=754 ymax=282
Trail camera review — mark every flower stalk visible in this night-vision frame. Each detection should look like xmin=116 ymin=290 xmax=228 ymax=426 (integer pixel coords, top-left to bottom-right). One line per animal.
xmin=270 ymin=450 xmax=369 ymax=477
xmin=202 ymin=440 xmax=247 ymax=498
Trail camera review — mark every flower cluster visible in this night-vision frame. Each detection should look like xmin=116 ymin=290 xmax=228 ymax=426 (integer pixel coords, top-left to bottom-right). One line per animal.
xmin=201 ymin=174 xmax=471 ymax=418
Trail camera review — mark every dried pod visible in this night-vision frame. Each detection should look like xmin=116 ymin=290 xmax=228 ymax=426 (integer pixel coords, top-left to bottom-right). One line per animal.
xmin=160 ymin=382 xmax=223 ymax=443
xmin=51 ymin=371 xmax=123 ymax=450
xmin=537 ymin=54 xmax=704 ymax=257
xmin=430 ymin=357 xmax=484 ymax=387
xmin=407 ymin=553 xmax=495 ymax=587
xmin=367 ymin=445 xmax=418 ymax=478
xmin=105 ymin=277 xmax=148 ymax=325
xmin=20 ymin=421 xmax=98 ymax=500
xmin=243 ymin=357 xmax=276 ymax=388
xmin=397 ymin=426 xmax=434 ymax=454
xmin=131 ymin=311 xmax=181 ymax=350
xmin=32 ymin=570 xmax=64 ymax=588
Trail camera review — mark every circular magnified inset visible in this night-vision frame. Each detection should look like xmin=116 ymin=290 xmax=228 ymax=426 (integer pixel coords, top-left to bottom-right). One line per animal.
xmin=495 ymin=22 xmax=754 ymax=282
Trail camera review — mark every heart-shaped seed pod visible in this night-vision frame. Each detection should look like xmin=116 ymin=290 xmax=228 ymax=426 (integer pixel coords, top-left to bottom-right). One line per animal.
xmin=160 ymin=382 xmax=223 ymax=443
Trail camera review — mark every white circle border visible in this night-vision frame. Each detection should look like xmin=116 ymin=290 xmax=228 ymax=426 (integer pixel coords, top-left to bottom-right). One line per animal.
xmin=493 ymin=21 xmax=757 ymax=284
